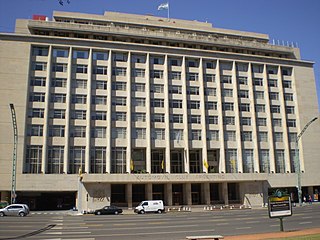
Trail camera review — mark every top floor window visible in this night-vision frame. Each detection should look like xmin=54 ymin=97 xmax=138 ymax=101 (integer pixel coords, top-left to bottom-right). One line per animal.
xmin=73 ymin=50 xmax=89 ymax=59
xmin=53 ymin=48 xmax=68 ymax=58
xmin=93 ymin=51 xmax=108 ymax=60
xmin=32 ymin=47 xmax=48 ymax=56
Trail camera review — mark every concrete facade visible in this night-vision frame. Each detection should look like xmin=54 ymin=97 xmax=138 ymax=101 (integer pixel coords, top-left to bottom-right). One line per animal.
xmin=0 ymin=11 xmax=319 ymax=211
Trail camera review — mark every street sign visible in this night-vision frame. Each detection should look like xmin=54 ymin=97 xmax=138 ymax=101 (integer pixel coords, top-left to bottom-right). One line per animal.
xmin=268 ymin=195 xmax=292 ymax=218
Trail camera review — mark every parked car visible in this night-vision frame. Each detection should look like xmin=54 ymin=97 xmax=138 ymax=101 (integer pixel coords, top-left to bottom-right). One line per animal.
xmin=134 ymin=200 xmax=164 ymax=214
xmin=94 ymin=205 xmax=123 ymax=215
xmin=0 ymin=204 xmax=30 ymax=217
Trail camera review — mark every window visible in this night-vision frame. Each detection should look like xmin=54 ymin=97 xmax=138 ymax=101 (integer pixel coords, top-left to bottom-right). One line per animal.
xmin=29 ymin=125 xmax=43 ymax=136
xmin=113 ymin=128 xmax=127 ymax=139
xmin=275 ymin=150 xmax=285 ymax=173
xmin=242 ymin=131 xmax=252 ymax=141
xmin=135 ymin=128 xmax=146 ymax=139
xmin=221 ymin=75 xmax=232 ymax=84
xmin=33 ymin=62 xmax=47 ymax=71
xmin=269 ymin=92 xmax=279 ymax=100
xmin=73 ymin=110 xmax=86 ymax=120
xmin=187 ymin=60 xmax=198 ymax=68
xmin=112 ymin=67 xmax=127 ymax=76
xmin=170 ymin=71 xmax=181 ymax=80
xmin=92 ymin=127 xmax=106 ymax=138
xmin=206 ymin=61 xmax=215 ymax=69
xmin=133 ymin=68 xmax=145 ymax=77
xmin=222 ymin=89 xmax=233 ymax=97
xmin=29 ymin=108 xmax=44 ymax=118
xmin=238 ymin=76 xmax=248 ymax=85
xmin=32 ymin=46 xmax=48 ymax=56
xmin=152 ymin=57 xmax=164 ymax=65
xmin=243 ymin=149 xmax=254 ymax=173
xmin=75 ymin=64 xmax=88 ymax=74
xmin=47 ymin=146 xmax=64 ymax=174
xmin=150 ymin=70 xmax=164 ymax=79
xmin=205 ymin=74 xmax=215 ymax=82
xmin=111 ymin=147 xmax=126 ymax=174
xmin=224 ymin=116 xmax=235 ymax=125
xmin=72 ymin=126 xmax=86 ymax=137
xmin=208 ymin=130 xmax=219 ymax=141
xmin=255 ymin=104 xmax=265 ymax=113
xmin=95 ymin=81 xmax=107 ymax=90
xmin=53 ymin=49 xmax=68 ymax=58
xmin=72 ymin=94 xmax=86 ymax=104
xmin=241 ymin=117 xmax=251 ymax=126
xmin=94 ymin=66 xmax=108 ymax=75
xmin=171 ymin=100 xmax=183 ymax=108
xmin=283 ymin=81 xmax=292 ymax=89
xmin=236 ymin=63 xmax=248 ymax=72
xmin=226 ymin=149 xmax=237 ymax=173
xmin=51 ymin=94 xmax=66 ymax=103
xmin=31 ymin=77 xmax=46 ymax=86
xmin=223 ymin=102 xmax=234 ymax=111
xmin=208 ymin=116 xmax=218 ymax=124
xmin=132 ymin=55 xmax=146 ymax=63
xmin=170 ymin=59 xmax=180 ymax=66
xmin=112 ymin=82 xmax=126 ymax=91
xmin=133 ymin=83 xmax=145 ymax=92
xmin=152 ymin=99 xmax=164 ymax=108
xmin=90 ymin=147 xmax=106 ymax=173
xmin=289 ymin=132 xmax=297 ymax=142
xmin=206 ymin=102 xmax=217 ymax=110
xmin=287 ymin=119 xmax=296 ymax=127
xmin=171 ymin=114 xmax=183 ymax=123
xmin=255 ymin=91 xmax=264 ymax=99
xmin=205 ymin=88 xmax=216 ymax=96
xmin=188 ymin=100 xmax=200 ymax=109
xmin=49 ymin=125 xmax=65 ymax=137
xmin=239 ymin=90 xmax=249 ymax=98
xmin=187 ymin=73 xmax=199 ymax=81
xmin=134 ymin=113 xmax=146 ymax=122
xmin=112 ymin=97 xmax=126 ymax=106
xmin=274 ymin=132 xmax=283 ymax=142
xmin=153 ymin=113 xmax=165 ymax=122
xmin=271 ymin=105 xmax=281 ymax=113
xmin=152 ymin=84 xmax=164 ymax=93
xmin=93 ymin=51 xmax=108 ymax=60
xmin=69 ymin=147 xmax=85 ymax=174
xmin=240 ymin=103 xmax=250 ymax=112
xmin=92 ymin=111 xmax=107 ymax=120
xmin=73 ymin=50 xmax=88 ymax=59
xmin=225 ymin=131 xmax=236 ymax=141
xmin=93 ymin=95 xmax=107 ymax=105
xmin=268 ymin=79 xmax=278 ymax=87
xmin=153 ymin=129 xmax=165 ymax=140
xmin=286 ymin=106 xmax=295 ymax=114
xmin=253 ymin=78 xmax=263 ymax=86
xmin=257 ymin=118 xmax=267 ymax=126
xmin=252 ymin=65 xmax=264 ymax=73
xmin=188 ymin=87 xmax=200 ymax=95
xmin=282 ymin=68 xmax=292 ymax=76
xmin=171 ymin=129 xmax=184 ymax=140
xmin=51 ymin=78 xmax=67 ymax=88
xmin=258 ymin=132 xmax=268 ymax=142
xmin=114 ymin=112 xmax=126 ymax=121
xmin=191 ymin=130 xmax=202 ymax=140
xmin=169 ymin=85 xmax=182 ymax=94
xmin=134 ymin=98 xmax=146 ymax=107
xmin=259 ymin=149 xmax=270 ymax=173
xmin=189 ymin=115 xmax=201 ymax=124
xmin=73 ymin=79 xmax=87 ymax=89
xmin=114 ymin=52 xmax=127 ymax=62
xmin=285 ymin=93 xmax=294 ymax=101
xmin=25 ymin=145 xmax=42 ymax=174
xmin=51 ymin=109 xmax=65 ymax=119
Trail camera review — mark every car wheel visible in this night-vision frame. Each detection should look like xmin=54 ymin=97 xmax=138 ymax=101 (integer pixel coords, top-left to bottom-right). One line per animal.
xmin=19 ymin=212 xmax=25 ymax=217
xmin=97 ymin=211 xmax=101 ymax=215
xmin=0 ymin=212 xmax=4 ymax=217
xmin=157 ymin=209 xmax=162 ymax=214
xmin=114 ymin=211 xmax=119 ymax=215
xmin=140 ymin=210 xmax=145 ymax=214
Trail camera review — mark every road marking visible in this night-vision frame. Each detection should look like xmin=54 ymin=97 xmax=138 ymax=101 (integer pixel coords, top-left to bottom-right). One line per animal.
xmin=302 ymin=216 xmax=312 ymax=219
xmin=236 ymin=227 xmax=252 ymax=230
xmin=270 ymin=225 xmax=278 ymax=227
xmin=113 ymin=223 xmax=137 ymax=226
xmin=96 ymin=229 xmax=213 ymax=237
xmin=299 ymin=222 xmax=312 ymax=225
xmin=216 ymin=223 xmax=229 ymax=226
xmin=245 ymin=221 xmax=260 ymax=224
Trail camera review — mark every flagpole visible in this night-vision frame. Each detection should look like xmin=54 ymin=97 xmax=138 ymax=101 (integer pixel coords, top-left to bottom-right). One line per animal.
xmin=168 ymin=1 xmax=170 ymax=20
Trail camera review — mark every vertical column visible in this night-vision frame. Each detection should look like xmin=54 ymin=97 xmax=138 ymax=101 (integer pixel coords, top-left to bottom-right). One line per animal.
xmin=146 ymin=183 xmax=153 ymax=200
xmin=221 ymin=182 xmax=229 ymax=205
xmin=232 ymin=61 xmax=243 ymax=173
xmin=126 ymin=52 xmax=132 ymax=173
xmin=63 ymin=46 xmax=73 ymax=173
xmin=199 ymin=58 xmax=208 ymax=173
xmin=216 ymin=60 xmax=226 ymax=173
xmin=262 ymin=64 xmax=276 ymax=173
xmin=41 ymin=46 xmax=52 ymax=173
xmin=145 ymin=54 xmax=152 ymax=173
xmin=106 ymin=50 xmax=113 ymax=173
xmin=248 ymin=63 xmax=260 ymax=172
xmin=181 ymin=56 xmax=189 ymax=173
xmin=202 ymin=183 xmax=210 ymax=205
xmin=165 ymin=183 xmax=173 ymax=206
xmin=278 ymin=66 xmax=291 ymax=172
xmin=183 ymin=183 xmax=192 ymax=205
xmin=85 ymin=49 xmax=93 ymax=173
xmin=164 ymin=55 xmax=171 ymax=173
xmin=126 ymin=183 xmax=133 ymax=209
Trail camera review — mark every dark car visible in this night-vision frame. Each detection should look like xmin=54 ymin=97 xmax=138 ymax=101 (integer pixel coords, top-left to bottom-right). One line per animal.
xmin=94 ymin=205 xmax=123 ymax=215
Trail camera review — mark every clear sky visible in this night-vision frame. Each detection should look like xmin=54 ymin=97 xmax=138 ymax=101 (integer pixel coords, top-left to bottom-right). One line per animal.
xmin=0 ymin=0 xmax=319 ymax=110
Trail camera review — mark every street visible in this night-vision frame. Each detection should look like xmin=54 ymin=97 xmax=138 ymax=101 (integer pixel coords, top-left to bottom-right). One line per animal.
xmin=0 ymin=204 xmax=319 ymax=240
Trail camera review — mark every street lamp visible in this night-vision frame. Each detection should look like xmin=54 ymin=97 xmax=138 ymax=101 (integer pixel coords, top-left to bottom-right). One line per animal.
xmin=295 ymin=116 xmax=319 ymax=206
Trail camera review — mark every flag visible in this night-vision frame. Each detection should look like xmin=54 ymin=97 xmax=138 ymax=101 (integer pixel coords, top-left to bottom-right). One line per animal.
xmin=204 ymin=159 xmax=209 ymax=170
xmin=130 ymin=159 xmax=134 ymax=171
xmin=161 ymin=160 xmax=165 ymax=170
xmin=158 ymin=2 xmax=169 ymax=10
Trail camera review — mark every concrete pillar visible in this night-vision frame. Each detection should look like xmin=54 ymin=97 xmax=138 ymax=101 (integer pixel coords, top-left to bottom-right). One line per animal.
xmin=146 ymin=183 xmax=153 ymax=200
xmin=202 ymin=183 xmax=210 ymax=205
xmin=184 ymin=183 xmax=192 ymax=205
xmin=126 ymin=184 xmax=133 ymax=209
xmin=165 ymin=183 xmax=172 ymax=206
xmin=221 ymin=182 xmax=229 ymax=205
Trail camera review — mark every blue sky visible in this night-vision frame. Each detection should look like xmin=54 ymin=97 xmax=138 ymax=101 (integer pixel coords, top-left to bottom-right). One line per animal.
xmin=0 ymin=0 xmax=319 ymax=109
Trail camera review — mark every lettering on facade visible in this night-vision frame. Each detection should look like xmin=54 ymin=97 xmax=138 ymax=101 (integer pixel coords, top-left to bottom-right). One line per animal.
xmin=92 ymin=189 xmax=106 ymax=202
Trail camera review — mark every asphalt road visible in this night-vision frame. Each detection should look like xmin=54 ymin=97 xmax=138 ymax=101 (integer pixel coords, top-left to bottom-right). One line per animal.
xmin=0 ymin=204 xmax=319 ymax=240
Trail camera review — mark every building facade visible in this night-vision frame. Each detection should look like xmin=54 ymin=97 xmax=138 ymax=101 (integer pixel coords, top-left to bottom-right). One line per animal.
xmin=0 ymin=11 xmax=319 ymax=210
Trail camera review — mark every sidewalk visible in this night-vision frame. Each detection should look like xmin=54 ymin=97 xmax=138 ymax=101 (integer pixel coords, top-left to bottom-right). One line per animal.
xmin=224 ymin=228 xmax=320 ymax=240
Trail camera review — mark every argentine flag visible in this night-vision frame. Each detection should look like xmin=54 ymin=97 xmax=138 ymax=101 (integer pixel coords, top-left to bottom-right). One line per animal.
xmin=158 ymin=2 xmax=169 ymax=10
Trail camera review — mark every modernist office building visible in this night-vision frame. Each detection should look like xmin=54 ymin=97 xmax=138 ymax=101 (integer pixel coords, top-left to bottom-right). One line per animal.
xmin=0 ymin=11 xmax=319 ymax=210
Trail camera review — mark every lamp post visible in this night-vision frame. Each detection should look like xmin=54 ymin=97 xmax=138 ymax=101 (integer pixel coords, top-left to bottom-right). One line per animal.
xmin=295 ymin=116 xmax=318 ymax=206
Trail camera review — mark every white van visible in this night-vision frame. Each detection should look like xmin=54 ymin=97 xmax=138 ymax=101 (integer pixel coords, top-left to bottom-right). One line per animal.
xmin=134 ymin=200 xmax=164 ymax=214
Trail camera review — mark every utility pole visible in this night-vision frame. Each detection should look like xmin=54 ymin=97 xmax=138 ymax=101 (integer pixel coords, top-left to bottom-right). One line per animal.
xmin=9 ymin=104 xmax=18 ymax=204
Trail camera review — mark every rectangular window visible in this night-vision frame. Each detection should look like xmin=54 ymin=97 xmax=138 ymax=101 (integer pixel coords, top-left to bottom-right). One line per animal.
xmin=208 ymin=130 xmax=219 ymax=141
xmin=32 ymin=46 xmax=48 ymax=56
xmin=286 ymin=106 xmax=295 ymax=114
xmin=91 ymin=127 xmax=106 ymax=138
xmin=254 ymin=78 xmax=263 ymax=86
xmin=69 ymin=147 xmax=85 ymax=174
xmin=224 ymin=116 xmax=235 ymax=125
xmin=51 ymin=63 xmax=67 ymax=73
xmin=206 ymin=62 xmax=215 ymax=69
xmin=187 ymin=73 xmax=199 ymax=81
xmin=283 ymin=81 xmax=292 ymax=89
xmin=29 ymin=93 xmax=45 ymax=102
xmin=274 ymin=132 xmax=283 ymax=142
xmin=132 ymin=55 xmax=146 ymax=63
xmin=259 ymin=149 xmax=270 ymax=173
xmin=113 ymin=52 xmax=127 ymax=62
xmin=269 ymin=92 xmax=279 ymax=100
xmin=223 ymin=102 xmax=234 ymax=111
xmin=73 ymin=50 xmax=89 ymax=59
xmin=226 ymin=149 xmax=237 ymax=173
xmin=188 ymin=60 xmax=199 ymax=68
xmin=238 ymin=76 xmax=248 ymax=85
xmin=221 ymin=75 xmax=232 ymax=84
xmin=75 ymin=64 xmax=88 ymax=74
xmin=152 ymin=84 xmax=164 ymax=93
xmin=208 ymin=116 xmax=218 ymax=124
xmin=289 ymin=132 xmax=297 ymax=142
xmin=115 ymin=112 xmax=126 ymax=121
xmin=271 ymin=105 xmax=281 ymax=113
xmin=51 ymin=78 xmax=67 ymax=88
xmin=114 ymin=128 xmax=127 ymax=139
xmin=171 ymin=114 xmax=183 ymax=123
xmin=73 ymin=110 xmax=86 ymax=120
xmin=29 ymin=108 xmax=45 ymax=118
xmin=49 ymin=125 xmax=65 ymax=137
xmin=134 ymin=113 xmax=146 ymax=122
xmin=225 ymin=131 xmax=236 ymax=141
xmin=152 ymin=99 xmax=164 ymax=108
xmin=238 ymin=90 xmax=249 ymax=98
xmin=47 ymin=146 xmax=64 ymax=174
xmin=112 ymin=67 xmax=127 ymax=76
xmin=243 ymin=149 xmax=254 ymax=173
xmin=275 ymin=150 xmax=285 ymax=173
xmin=171 ymin=129 xmax=184 ymax=140
xmin=241 ymin=117 xmax=251 ymax=126
xmin=33 ymin=62 xmax=47 ymax=71
xmin=207 ymin=102 xmax=217 ymax=110
xmin=134 ymin=98 xmax=146 ymax=107
xmin=287 ymin=119 xmax=296 ymax=127
xmin=93 ymin=96 xmax=107 ymax=105
xmin=133 ymin=68 xmax=145 ymax=78
xmin=150 ymin=70 xmax=164 ymax=79
xmin=255 ymin=104 xmax=265 ymax=113
xmin=268 ymin=79 xmax=278 ymax=87
xmin=72 ymin=94 xmax=86 ymax=104
xmin=135 ymin=128 xmax=146 ymax=139
xmin=53 ymin=49 xmax=68 ymax=58
xmin=95 ymin=80 xmax=107 ymax=90
xmin=188 ymin=87 xmax=200 ymax=95
xmin=273 ymin=118 xmax=282 ymax=127
xmin=51 ymin=109 xmax=65 ymax=119
xmin=170 ymin=71 xmax=181 ymax=80
xmin=171 ymin=100 xmax=183 ymax=108
xmin=153 ymin=113 xmax=165 ymax=122
xmin=93 ymin=51 xmax=108 ymax=60
xmin=188 ymin=100 xmax=200 ymax=109
xmin=205 ymin=74 xmax=215 ymax=82
xmin=28 ymin=125 xmax=43 ymax=136
xmin=51 ymin=94 xmax=66 ymax=103
xmin=112 ymin=97 xmax=126 ymax=106
xmin=257 ymin=118 xmax=267 ymax=126
xmin=90 ymin=147 xmax=106 ymax=174
xmin=189 ymin=115 xmax=201 ymax=124
xmin=241 ymin=131 xmax=252 ymax=141
xmin=255 ymin=91 xmax=264 ymax=99
xmin=285 ymin=93 xmax=294 ymax=101
xmin=92 ymin=111 xmax=107 ymax=120
xmin=112 ymin=82 xmax=126 ymax=91
xmin=222 ymin=89 xmax=233 ymax=97
xmin=111 ymin=147 xmax=126 ymax=174
xmin=133 ymin=83 xmax=146 ymax=92
xmin=94 ymin=66 xmax=108 ymax=75
xmin=31 ymin=77 xmax=46 ymax=86
xmin=72 ymin=126 xmax=86 ymax=137
xmin=169 ymin=85 xmax=182 ymax=94
xmin=153 ymin=129 xmax=165 ymax=140
xmin=205 ymin=88 xmax=216 ymax=96
xmin=240 ymin=103 xmax=250 ymax=112
xmin=25 ymin=145 xmax=42 ymax=174
xmin=259 ymin=132 xmax=268 ymax=142
xmin=73 ymin=79 xmax=87 ymax=89
xmin=191 ymin=130 xmax=202 ymax=140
